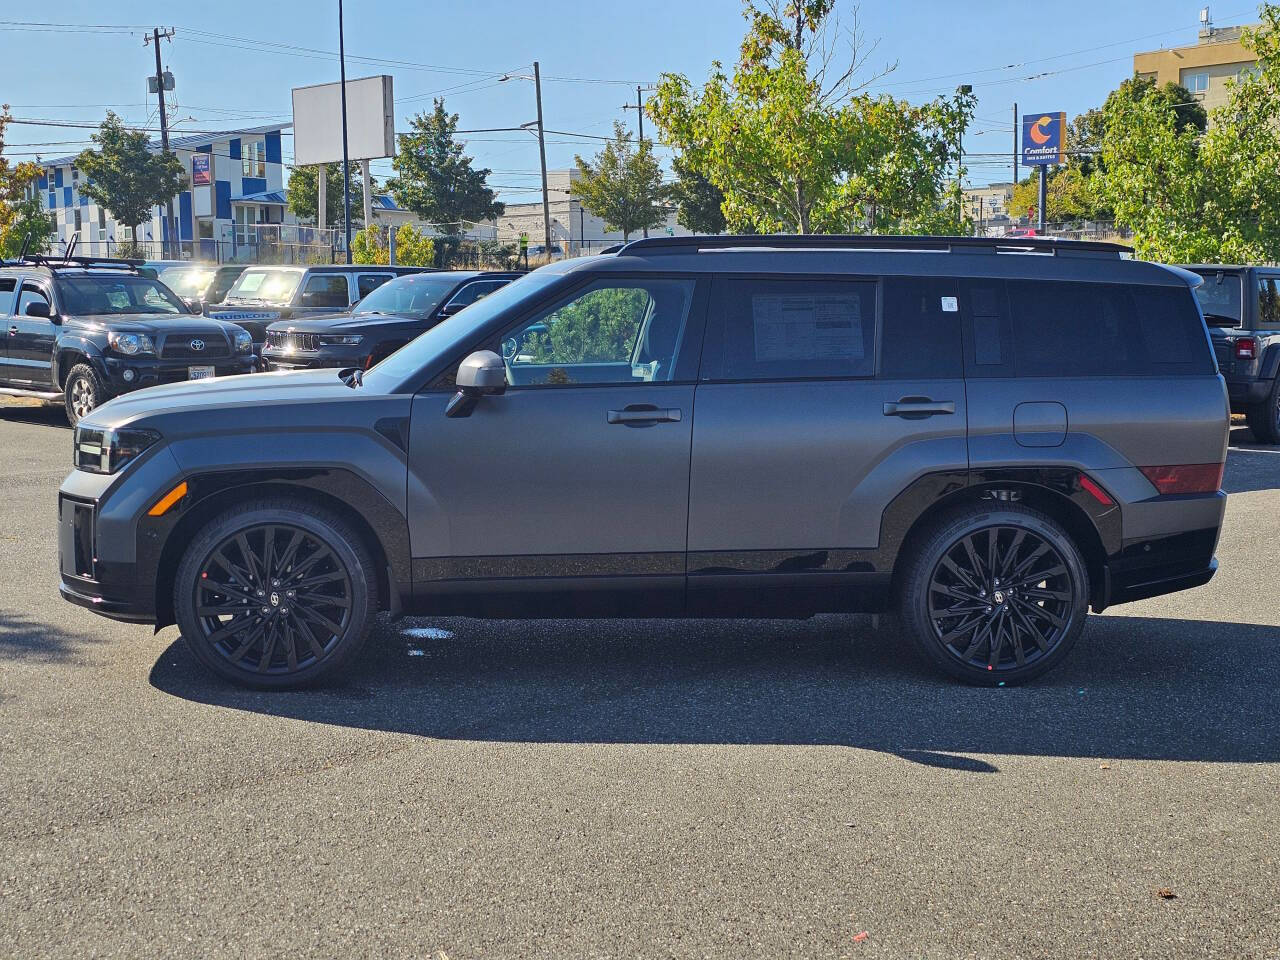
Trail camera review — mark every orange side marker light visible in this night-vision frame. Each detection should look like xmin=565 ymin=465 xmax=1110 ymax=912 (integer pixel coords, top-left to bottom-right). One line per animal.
xmin=148 ymin=481 xmax=188 ymax=517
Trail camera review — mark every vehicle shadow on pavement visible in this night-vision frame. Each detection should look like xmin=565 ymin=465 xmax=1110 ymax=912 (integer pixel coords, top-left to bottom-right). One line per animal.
xmin=148 ymin=612 xmax=1280 ymax=765
xmin=0 ymin=403 xmax=68 ymax=429
xmin=0 ymin=608 xmax=101 ymax=662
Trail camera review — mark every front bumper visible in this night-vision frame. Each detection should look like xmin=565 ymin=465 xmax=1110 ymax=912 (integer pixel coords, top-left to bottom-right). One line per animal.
xmin=263 ymin=347 xmax=367 ymax=371
xmin=100 ymin=355 xmax=259 ymax=393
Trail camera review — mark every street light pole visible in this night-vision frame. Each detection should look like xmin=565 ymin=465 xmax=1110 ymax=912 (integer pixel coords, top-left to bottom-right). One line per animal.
xmin=533 ymin=62 xmax=552 ymax=258
xmin=338 ymin=0 xmax=353 ymax=264
xmin=147 ymin=28 xmax=176 ymax=258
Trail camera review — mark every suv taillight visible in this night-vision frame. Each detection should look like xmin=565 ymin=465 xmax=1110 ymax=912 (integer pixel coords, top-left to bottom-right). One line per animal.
xmin=1235 ymin=337 xmax=1257 ymax=360
xmin=1138 ymin=463 xmax=1224 ymax=496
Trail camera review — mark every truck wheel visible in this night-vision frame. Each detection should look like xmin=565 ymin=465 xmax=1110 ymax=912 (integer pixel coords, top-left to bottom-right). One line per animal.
xmin=899 ymin=503 xmax=1089 ymax=686
xmin=1246 ymin=377 xmax=1280 ymax=444
xmin=63 ymin=363 xmax=107 ymax=427
xmin=174 ymin=500 xmax=378 ymax=689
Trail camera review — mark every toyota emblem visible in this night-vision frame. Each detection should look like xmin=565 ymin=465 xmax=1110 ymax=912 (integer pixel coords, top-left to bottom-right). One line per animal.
xmin=189 ymin=338 xmax=205 ymax=352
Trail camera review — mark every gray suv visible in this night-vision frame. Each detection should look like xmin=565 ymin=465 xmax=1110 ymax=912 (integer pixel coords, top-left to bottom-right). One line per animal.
xmin=57 ymin=235 xmax=1228 ymax=689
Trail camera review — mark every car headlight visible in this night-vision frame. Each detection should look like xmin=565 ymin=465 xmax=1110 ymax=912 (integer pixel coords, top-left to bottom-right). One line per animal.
xmin=73 ymin=426 xmax=161 ymax=474
xmin=319 ymin=334 xmax=364 ymax=346
xmin=233 ymin=329 xmax=253 ymax=354
xmin=106 ymin=331 xmax=156 ymax=356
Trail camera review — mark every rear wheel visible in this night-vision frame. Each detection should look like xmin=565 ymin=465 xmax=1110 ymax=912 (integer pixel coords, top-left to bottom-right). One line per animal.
xmin=174 ymin=500 xmax=377 ymax=689
xmin=63 ymin=363 xmax=107 ymax=427
xmin=899 ymin=503 xmax=1089 ymax=685
xmin=1246 ymin=377 xmax=1280 ymax=444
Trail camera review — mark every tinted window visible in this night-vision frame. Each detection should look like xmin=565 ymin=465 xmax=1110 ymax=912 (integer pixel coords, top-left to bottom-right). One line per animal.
xmin=504 ymin=278 xmax=696 ymax=386
xmin=0 ymin=278 xmax=16 ymax=313
xmin=447 ymin=279 xmax=509 ymax=309
xmin=357 ymin=273 xmax=394 ymax=298
xmin=17 ymin=282 xmax=50 ymax=317
xmin=1258 ymin=276 xmax=1280 ymax=329
xmin=302 ymin=274 xmax=351 ymax=308
xmin=56 ymin=275 xmax=186 ymax=316
xmin=354 ymin=274 xmax=475 ymax=320
xmin=1005 ymin=280 xmax=1212 ymax=377
xmin=704 ymin=278 xmax=876 ymax=381
xmin=880 ymin=277 xmax=963 ymax=379
xmin=1192 ymin=270 xmax=1243 ymax=326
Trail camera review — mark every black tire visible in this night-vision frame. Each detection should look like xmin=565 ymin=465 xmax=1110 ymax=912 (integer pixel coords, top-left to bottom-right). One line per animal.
xmin=174 ymin=499 xmax=378 ymax=689
xmin=898 ymin=502 xmax=1089 ymax=686
xmin=63 ymin=362 xmax=108 ymax=427
xmin=1246 ymin=377 xmax=1280 ymax=444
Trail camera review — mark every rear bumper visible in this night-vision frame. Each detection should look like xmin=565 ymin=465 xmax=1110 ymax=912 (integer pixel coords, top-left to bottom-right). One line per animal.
xmin=1101 ymin=557 xmax=1217 ymax=609
xmin=1226 ymin=376 xmax=1270 ymax=410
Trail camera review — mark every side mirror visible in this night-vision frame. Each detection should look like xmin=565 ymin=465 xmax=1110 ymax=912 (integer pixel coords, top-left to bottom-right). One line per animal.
xmin=445 ymin=349 xmax=506 ymax=418
xmin=24 ymin=301 xmax=51 ymax=319
xmin=439 ymin=302 xmax=467 ymax=318
xmin=187 ymin=298 xmax=204 ymax=314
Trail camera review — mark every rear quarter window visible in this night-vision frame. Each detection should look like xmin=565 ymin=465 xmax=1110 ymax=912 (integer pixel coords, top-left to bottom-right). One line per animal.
xmin=1005 ymin=280 xmax=1213 ymax=378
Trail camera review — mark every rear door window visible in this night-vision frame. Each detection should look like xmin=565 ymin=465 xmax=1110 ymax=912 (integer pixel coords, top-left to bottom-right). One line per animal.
xmin=880 ymin=277 xmax=963 ymax=379
xmin=0 ymin=278 xmax=16 ymax=314
xmin=301 ymin=273 xmax=352 ymax=308
xmin=702 ymin=277 xmax=876 ymax=381
xmin=1258 ymin=275 xmax=1280 ymax=328
xmin=1193 ymin=270 xmax=1243 ymax=327
xmin=357 ymin=273 xmax=394 ymax=299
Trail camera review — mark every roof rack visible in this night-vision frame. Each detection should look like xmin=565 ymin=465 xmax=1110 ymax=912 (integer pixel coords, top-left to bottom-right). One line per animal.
xmin=615 ymin=234 xmax=1131 ymax=258
xmin=5 ymin=254 xmax=143 ymax=272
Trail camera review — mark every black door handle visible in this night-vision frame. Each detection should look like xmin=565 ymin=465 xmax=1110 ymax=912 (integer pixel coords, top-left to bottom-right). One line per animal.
xmin=607 ymin=405 xmax=682 ymax=425
xmin=883 ymin=397 xmax=956 ymax=418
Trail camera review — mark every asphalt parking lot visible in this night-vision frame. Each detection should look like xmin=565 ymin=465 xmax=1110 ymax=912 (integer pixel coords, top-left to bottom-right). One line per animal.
xmin=1 ymin=399 xmax=1277 ymax=960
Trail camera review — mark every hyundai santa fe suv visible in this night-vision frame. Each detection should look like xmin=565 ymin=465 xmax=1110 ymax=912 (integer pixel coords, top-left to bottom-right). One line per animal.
xmin=57 ymin=235 xmax=1229 ymax=689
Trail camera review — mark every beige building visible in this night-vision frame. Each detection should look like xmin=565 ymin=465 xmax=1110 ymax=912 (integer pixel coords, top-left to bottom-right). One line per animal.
xmin=1133 ymin=21 xmax=1258 ymax=116
xmin=962 ymin=183 xmax=1014 ymax=226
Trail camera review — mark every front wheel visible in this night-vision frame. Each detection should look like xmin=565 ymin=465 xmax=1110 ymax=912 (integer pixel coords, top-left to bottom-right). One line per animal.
xmin=899 ymin=503 xmax=1089 ymax=686
xmin=64 ymin=363 xmax=108 ymax=427
xmin=174 ymin=500 xmax=378 ymax=688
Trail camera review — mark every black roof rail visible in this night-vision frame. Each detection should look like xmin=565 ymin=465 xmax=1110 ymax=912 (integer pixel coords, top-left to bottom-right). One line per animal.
xmin=615 ymin=234 xmax=1132 ymax=258
xmin=9 ymin=254 xmax=144 ymax=272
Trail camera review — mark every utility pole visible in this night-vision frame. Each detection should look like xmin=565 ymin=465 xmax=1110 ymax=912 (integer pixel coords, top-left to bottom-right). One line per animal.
xmin=533 ymin=61 xmax=552 ymax=257
xmin=145 ymin=27 xmax=176 ymax=258
xmin=1013 ymin=102 xmax=1019 ymax=187
xmin=623 ymin=85 xmax=655 ymax=237
xmin=1038 ymin=166 xmax=1047 ymax=234
xmin=338 ymin=0 xmax=353 ymax=263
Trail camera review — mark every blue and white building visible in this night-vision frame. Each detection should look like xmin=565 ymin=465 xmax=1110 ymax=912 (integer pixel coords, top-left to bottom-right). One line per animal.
xmin=37 ymin=123 xmax=295 ymax=259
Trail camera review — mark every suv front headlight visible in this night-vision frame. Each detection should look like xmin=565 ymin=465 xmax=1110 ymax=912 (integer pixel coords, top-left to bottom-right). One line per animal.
xmin=319 ymin=334 xmax=364 ymax=346
xmin=73 ymin=426 xmax=161 ymax=474
xmin=233 ymin=328 xmax=253 ymax=353
xmin=106 ymin=331 xmax=156 ymax=356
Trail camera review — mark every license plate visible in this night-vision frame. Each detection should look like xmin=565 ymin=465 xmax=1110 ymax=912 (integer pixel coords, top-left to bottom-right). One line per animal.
xmin=188 ymin=366 xmax=215 ymax=380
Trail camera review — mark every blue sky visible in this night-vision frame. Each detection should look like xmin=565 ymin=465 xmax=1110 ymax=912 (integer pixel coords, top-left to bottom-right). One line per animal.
xmin=0 ymin=1 xmax=1262 ymax=193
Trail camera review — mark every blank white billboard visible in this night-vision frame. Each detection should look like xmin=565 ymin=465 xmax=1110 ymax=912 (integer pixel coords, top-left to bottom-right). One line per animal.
xmin=292 ymin=75 xmax=395 ymax=166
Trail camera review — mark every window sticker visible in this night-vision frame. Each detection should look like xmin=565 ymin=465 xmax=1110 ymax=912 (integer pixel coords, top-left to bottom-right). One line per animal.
xmin=941 ymin=296 xmax=959 ymax=312
xmin=752 ymin=295 xmax=863 ymax=361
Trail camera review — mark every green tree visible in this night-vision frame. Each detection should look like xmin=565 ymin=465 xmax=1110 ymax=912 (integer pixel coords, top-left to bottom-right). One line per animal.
xmin=387 ymin=99 xmax=504 ymax=237
xmin=522 ymin=287 xmax=651 ymax=365
xmin=648 ymin=0 xmax=970 ymax=235
xmin=571 ymin=123 xmax=668 ymax=240
xmin=286 ymin=162 xmax=368 ymax=228
xmin=668 ymin=152 xmax=726 ymax=234
xmin=352 ymin=223 xmax=436 ymax=266
xmin=0 ymin=105 xmax=50 ymax=256
xmin=75 ymin=111 xmax=185 ymax=245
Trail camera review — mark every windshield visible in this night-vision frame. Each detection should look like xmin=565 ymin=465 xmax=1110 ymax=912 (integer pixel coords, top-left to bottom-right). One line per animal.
xmin=1192 ymin=270 xmax=1243 ymax=326
xmin=158 ymin=265 xmax=217 ymax=297
xmin=225 ymin=268 xmax=304 ymax=304
xmin=362 ymin=271 xmax=559 ymax=390
xmin=354 ymin=274 xmax=467 ymax=319
xmin=58 ymin=274 xmax=188 ymax=316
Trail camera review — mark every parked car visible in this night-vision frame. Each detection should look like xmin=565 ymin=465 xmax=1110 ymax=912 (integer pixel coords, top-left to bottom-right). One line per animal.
xmin=1182 ymin=264 xmax=1280 ymax=443
xmin=205 ymin=264 xmax=429 ymax=355
xmin=136 ymin=259 xmax=190 ymax=281
xmin=0 ymin=255 xmax=255 ymax=425
xmin=57 ymin=235 xmax=1228 ymax=689
xmin=262 ymin=271 xmax=520 ymax=371
xmin=157 ymin=264 xmax=247 ymax=312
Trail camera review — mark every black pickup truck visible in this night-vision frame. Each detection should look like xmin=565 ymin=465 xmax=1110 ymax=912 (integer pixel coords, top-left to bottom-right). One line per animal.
xmin=0 ymin=255 xmax=256 ymax=425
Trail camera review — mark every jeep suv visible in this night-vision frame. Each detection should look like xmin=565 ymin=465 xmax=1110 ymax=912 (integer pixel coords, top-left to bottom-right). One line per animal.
xmin=205 ymin=264 xmax=429 ymax=355
xmin=0 ymin=256 xmax=256 ymax=425
xmin=56 ymin=236 xmax=1228 ymax=689
xmin=262 ymin=270 xmax=519 ymax=372
xmin=1182 ymin=265 xmax=1280 ymax=443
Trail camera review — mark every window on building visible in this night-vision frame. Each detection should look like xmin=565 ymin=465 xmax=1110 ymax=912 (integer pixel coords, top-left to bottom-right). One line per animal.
xmin=1184 ymin=71 xmax=1210 ymax=93
xmin=242 ymin=141 xmax=266 ymax=178
xmin=71 ymin=167 xmax=78 ymax=181
xmin=73 ymin=208 xmax=82 ymax=235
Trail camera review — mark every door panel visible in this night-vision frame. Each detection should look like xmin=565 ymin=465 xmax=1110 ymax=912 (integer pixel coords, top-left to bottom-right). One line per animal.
xmin=9 ymin=281 xmax=57 ymax=384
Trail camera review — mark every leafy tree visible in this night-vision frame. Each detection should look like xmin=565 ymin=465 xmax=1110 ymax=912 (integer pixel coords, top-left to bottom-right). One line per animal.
xmin=571 ymin=123 xmax=668 ymax=240
xmin=648 ymin=0 xmax=970 ymax=235
xmin=387 ymin=99 xmax=503 ymax=237
xmin=75 ymin=112 xmax=185 ymax=244
xmin=286 ymin=162 xmax=368 ymax=228
xmin=0 ymin=105 xmax=50 ymax=256
xmin=352 ymin=223 xmax=435 ymax=266
xmin=521 ymin=287 xmax=650 ymax=365
xmin=668 ymin=153 xmax=726 ymax=234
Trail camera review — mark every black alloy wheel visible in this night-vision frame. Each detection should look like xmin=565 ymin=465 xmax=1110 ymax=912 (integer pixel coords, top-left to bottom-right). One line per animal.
xmin=900 ymin=504 xmax=1089 ymax=685
xmin=176 ymin=502 xmax=375 ymax=688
